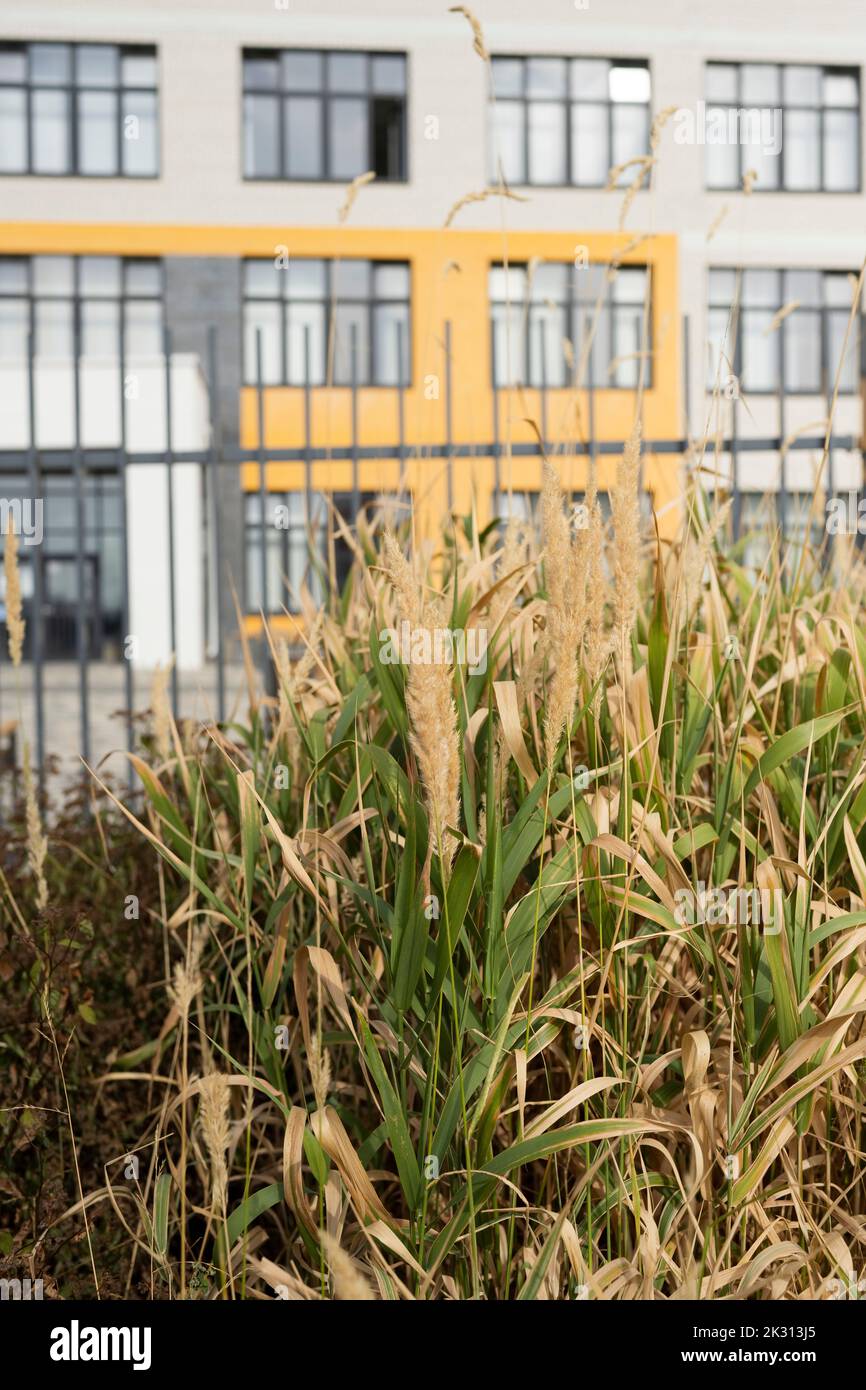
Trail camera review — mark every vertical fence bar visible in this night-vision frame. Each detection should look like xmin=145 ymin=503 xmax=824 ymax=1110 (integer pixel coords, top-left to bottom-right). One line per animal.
xmin=255 ymin=328 xmax=269 ymax=624
xmin=777 ymin=368 xmax=787 ymax=538
xmin=26 ymin=331 xmax=45 ymax=788
xmin=731 ymin=392 xmax=741 ymax=540
xmin=539 ymin=322 xmax=548 ymax=460
xmin=72 ymin=313 xmax=90 ymax=768
xmin=492 ymin=332 xmax=501 ymax=504
xmin=303 ymin=325 xmax=313 ymax=530
xmin=681 ymin=314 xmax=691 ymax=445
xmin=117 ymin=322 xmax=134 ymax=785
xmin=163 ymin=326 xmax=179 ymax=714
xmin=396 ymin=320 xmax=406 ymax=488
xmin=350 ymin=324 xmax=360 ymax=520
xmin=588 ymin=335 xmax=597 ymax=480
xmin=444 ymin=319 xmax=454 ymax=511
xmin=207 ymin=326 xmax=225 ymax=724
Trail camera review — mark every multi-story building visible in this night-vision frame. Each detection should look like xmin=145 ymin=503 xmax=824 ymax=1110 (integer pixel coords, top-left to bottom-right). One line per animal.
xmin=0 ymin=0 xmax=863 ymax=663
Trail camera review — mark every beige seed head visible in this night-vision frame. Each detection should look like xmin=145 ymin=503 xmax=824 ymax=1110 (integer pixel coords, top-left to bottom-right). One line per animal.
xmin=4 ymin=517 xmax=24 ymax=668
xmin=198 ymin=1071 xmax=231 ymax=1216
xmin=321 ymin=1231 xmax=376 ymax=1301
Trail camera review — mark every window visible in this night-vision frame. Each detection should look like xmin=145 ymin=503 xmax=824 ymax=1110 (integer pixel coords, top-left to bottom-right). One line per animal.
xmin=490 ymin=262 xmax=650 ymax=389
xmin=489 ymin=56 xmax=650 ymax=188
xmin=707 ymin=268 xmax=860 ymax=394
xmin=245 ymin=490 xmax=377 ymax=612
xmin=0 ymin=41 xmax=158 ymax=176
xmin=243 ymin=258 xmax=410 ymax=386
xmin=705 ymin=63 xmax=860 ymax=192
xmin=242 ymin=49 xmax=406 ymax=181
xmin=0 ymin=256 xmax=163 ymax=360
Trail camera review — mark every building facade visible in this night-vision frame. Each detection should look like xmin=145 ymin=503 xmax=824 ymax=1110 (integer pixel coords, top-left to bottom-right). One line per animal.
xmin=0 ymin=0 xmax=863 ymax=657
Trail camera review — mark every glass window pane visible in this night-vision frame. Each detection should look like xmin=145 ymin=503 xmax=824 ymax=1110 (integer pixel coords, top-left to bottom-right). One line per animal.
xmin=610 ymin=65 xmax=650 ymax=103
xmin=243 ymin=93 xmax=279 ymax=176
xmin=244 ymin=301 xmax=282 ymax=382
xmin=783 ymin=65 xmax=821 ymax=105
xmin=740 ymin=64 xmax=780 ymax=104
xmin=372 ymin=55 xmax=405 ymax=95
xmin=81 ymin=299 xmax=120 ymax=355
xmin=783 ymin=309 xmax=820 ymax=390
xmin=528 ymin=101 xmax=566 ymax=183
xmin=329 ymin=97 xmax=367 ymax=178
xmin=287 ymin=258 xmax=327 ymax=297
xmin=526 ymin=58 xmax=566 ymax=99
xmin=78 ymin=90 xmax=118 ymax=175
xmin=709 ymin=269 xmax=737 ymax=302
xmin=121 ymin=51 xmax=157 ymax=87
xmin=32 ymin=89 xmax=70 ymax=173
xmin=121 ymin=90 xmax=158 ymax=175
xmin=373 ymin=262 xmax=409 ymax=298
xmin=33 ymin=257 xmax=74 ymax=295
xmin=706 ymin=306 xmax=732 ymax=388
xmin=0 ymin=299 xmax=27 ymax=359
xmin=35 ymin=299 xmax=73 ymax=357
xmin=333 ymin=259 xmax=370 ymax=298
xmin=532 ymin=263 xmax=567 ymax=301
xmin=30 ymin=43 xmax=71 ymax=85
xmin=373 ymin=301 xmax=409 ymax=383
xmin=0 ymin=47 xmax=27 ymax=82
xmin=489 ymin=265 xmax=526 ymax=303
xmin=492 ymin=58 xmax=523 ymax=98
xmin=281 ymin=50 xmax=323 ymax=91
xmin=705 ymin=118 xmax=739 ymax=188
xmin=612 ymin=103 xmax=648 ymax=168
xmin=783 ymin=109 xmax=819 ymax=190
xmin=0 ymin=259 xmax=27 ymax=292
xmin=333 ymin=302 xmax=369 ymax=383
xmin=785 ymin=269 xmax=822 ymax=306
xmin=612 ymin=304 xmax=643 ymax=386
xmin=285 ymin=95 xmax=323 ymax=177
xmin=125 ymin=260 xmax=161 ymax=295
xmin=491 ymin=101 xmax=525 ymax=183
xmin=570 ymin=59 xmax=608 ymax=100
xmin=571 ymin=102 xmax=608 ymax=185
xmin=743 ymin=128 xmax=780 ymax=191
xmin=245 ymin=259 xmax=282 ymax=297
xmin=823 ymin=109 xmax=859 ymax=191
xmin=613 ymin=267 xmax=648 ymax=303
xmin=827 ymin=308 xmax=858 ymax=390
xmin=125 ymin=300 xmax=162 ymax=354
xmin=491 ymin=302 xmax=524 ymax=385
xmin=75 ymin=45 xmax=118 ymax=87
xmin=823 ymin=71 xmax=859 ymax=107
xmin=742 ymin=269 xmax=779 ymax=306
xmin=372 ymin=94 xmax=403 ymax=179
xmin=742 ymin=309 xmax=778 ymax=389
xmin=706 ymin=64 xmax=737 ymax=103
xmin=0 ymin=89 xmax=27 ymax=172
xmin=244 ymin=54 xmax=280 ymax=90
xmin=286 ymin=301 xmax=326 ymax=383
xmin=80 ymin=256 xmax=121 ymax=296
xmin=328 ymin=53 xmax=366 ymax=91
xmin=528 ymin=304 xmax=567 ymax=386
xmin=824 ymin=272 xmax=855 ymax=307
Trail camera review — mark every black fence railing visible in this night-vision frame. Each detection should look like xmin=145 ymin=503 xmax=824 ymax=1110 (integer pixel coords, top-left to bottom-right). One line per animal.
xmin=0 ymin=312 xmax=861 ymax=798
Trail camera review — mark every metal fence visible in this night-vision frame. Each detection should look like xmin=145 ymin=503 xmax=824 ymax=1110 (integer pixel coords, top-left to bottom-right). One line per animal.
xmin=0 ymin=311 xmax=860 ymax=795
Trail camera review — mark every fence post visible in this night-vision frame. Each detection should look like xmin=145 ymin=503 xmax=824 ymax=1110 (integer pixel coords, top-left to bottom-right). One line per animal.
xmin=350 ymin=324 xmax=360 ymax=521
xmin=444 ymin=319 xmax=454 ymax=512
xmin=26 ymin=330 xmax=45 ymax=790
xmin=72 ymin=310 xmax=90 ymax=769
xmin=118 ymin=321 xmax=134 ymax=785
xmin=163 ymin=325 xmax=179 ymax=714
xmin=206 ymin=325 xmax=226 ymax=724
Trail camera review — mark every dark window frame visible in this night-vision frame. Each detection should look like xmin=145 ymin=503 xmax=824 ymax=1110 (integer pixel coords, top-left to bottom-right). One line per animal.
xmin=0 ymin=254 xmax=165 ymax=359
xmin=242 ymin=256 xmax=412 ymax=388
xmin=241 ymin=46 xmax=408 ymax=184
xmin=704 ymin=61 xmax=861 ymax=193
xmin=488 ymin=54 xmax=651 ymax=190
xmin=707 ymin=266 xmax=860 ymax=395
xmin=489 ymin=261 xmax=653 ymax=391
xmin=0 ymin=39 xmax=160 ymax=179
